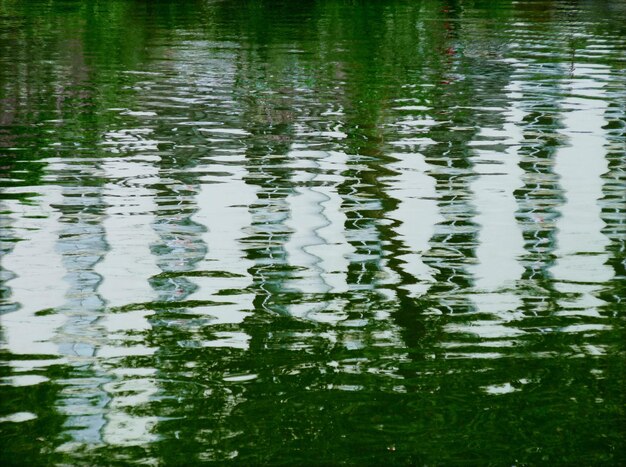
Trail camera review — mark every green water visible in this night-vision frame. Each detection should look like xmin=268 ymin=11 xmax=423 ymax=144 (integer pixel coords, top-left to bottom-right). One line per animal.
xmin=0 ymin=0 xmax=625 ymax=464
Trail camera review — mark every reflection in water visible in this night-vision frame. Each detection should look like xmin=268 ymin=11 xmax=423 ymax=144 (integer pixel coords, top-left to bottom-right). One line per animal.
xmin=513 ymin=63 xmax=566 ymax=331
xmin=95 ymin=156 xmax=161 ymax=307
xmin=285 ymin=149 xmax=355 ymax=321
xmin=1 ymin=186 xmax=68 ymax=358
xmin=457 ymin=78 xmax=527 ymax=345
xmin=1 ymin=0 xmax=625 ymax=465
xmin=599 ymin=69 xmax=626 ymax=312
xmin=286 ymin=151 xmax=335 ymax=296
xmin=190 ymin=161 xmax=255 ymax=341
xmin=303 ymin=151 xmax=353 ymax=296
xmin=470 ymin=81 xmax=525 ymax=293
xmin=385 ymin=145 xmax=441 ymax=299
xmin=551 ymin=66 xmax=613 ymax=319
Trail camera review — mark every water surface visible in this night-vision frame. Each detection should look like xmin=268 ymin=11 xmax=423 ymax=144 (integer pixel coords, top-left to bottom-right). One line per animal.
xmin=1 ymin=0 xmax=625 ymax=465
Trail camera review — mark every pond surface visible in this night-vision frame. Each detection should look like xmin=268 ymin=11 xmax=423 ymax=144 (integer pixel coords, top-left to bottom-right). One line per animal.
xmin=1 ymin=0 xmax=625 ymax=464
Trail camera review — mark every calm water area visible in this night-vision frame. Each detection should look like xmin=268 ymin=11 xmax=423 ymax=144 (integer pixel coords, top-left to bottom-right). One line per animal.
xmin=0 ymin=0 xmax=625 ymax=464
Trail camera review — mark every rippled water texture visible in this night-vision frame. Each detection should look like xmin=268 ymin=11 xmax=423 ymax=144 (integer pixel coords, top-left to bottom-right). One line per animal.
xmin=1 ymin=0 xmax=625 ymax=464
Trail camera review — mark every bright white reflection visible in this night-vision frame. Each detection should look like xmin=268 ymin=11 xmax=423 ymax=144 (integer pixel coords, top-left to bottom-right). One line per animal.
xmin=95 ymin=157 xmax=161 ymax=308
xmin=188 ymin=160 xmax=255 ymax=339
xmin=386 ymin=150 xmax=442 ymax=297
xmin=1 ymin=187 xmax=68 ymax=357
xmin=455 ymin=78 xmax=527 ymax=347
xmin=309 ymin=151 xmax=354 ymax=294
xmin=102 ymin=373 xmax=159 ymax=447
xmin=551 ymin=65 xmax=613 ymax=314
xmin=285 ymin=150 xmax=353 ymax=296
xmin=0 ymin=412 xmax=38 ymax=423
xmin=469 ymin=81 xmax=526 ymax=292
xmin=285 ymin=154 xmax=329 ymax=294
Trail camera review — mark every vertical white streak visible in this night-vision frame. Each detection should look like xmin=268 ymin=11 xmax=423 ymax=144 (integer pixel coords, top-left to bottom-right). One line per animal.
xmin=312 ymin=150 xmax=353 ymax=294
xmin=451 ymin=79 xmax=527 ymax=346
xmin=95 ymin=158 xmax=160 ymax=308
xmin=284 ymin=150 xmax=354 ymax=299
xmin=387 ymin=151 xmax=442 ymax=297
xmin=188 ymin=162 xmax=256 ymax=331
xmin=1 ymin=187 xmax=67 ymax=357
xmin=470 ymin=82 xmax=526 ymax=293
xmin=551 ymin=66 xmax=612 ymax=314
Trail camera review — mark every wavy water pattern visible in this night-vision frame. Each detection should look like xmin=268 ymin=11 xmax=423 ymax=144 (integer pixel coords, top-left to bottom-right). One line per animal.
xmin=0 ymin=1 xmax=624 ymax=464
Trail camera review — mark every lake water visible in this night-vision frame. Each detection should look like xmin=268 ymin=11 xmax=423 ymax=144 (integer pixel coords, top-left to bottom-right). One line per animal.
xmin=1 ymin=0 xmax=625 ymax=464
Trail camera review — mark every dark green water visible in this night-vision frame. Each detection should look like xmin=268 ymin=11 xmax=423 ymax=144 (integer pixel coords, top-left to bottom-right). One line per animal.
xmin=1 ymin=0 xmax=625 ymax=464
